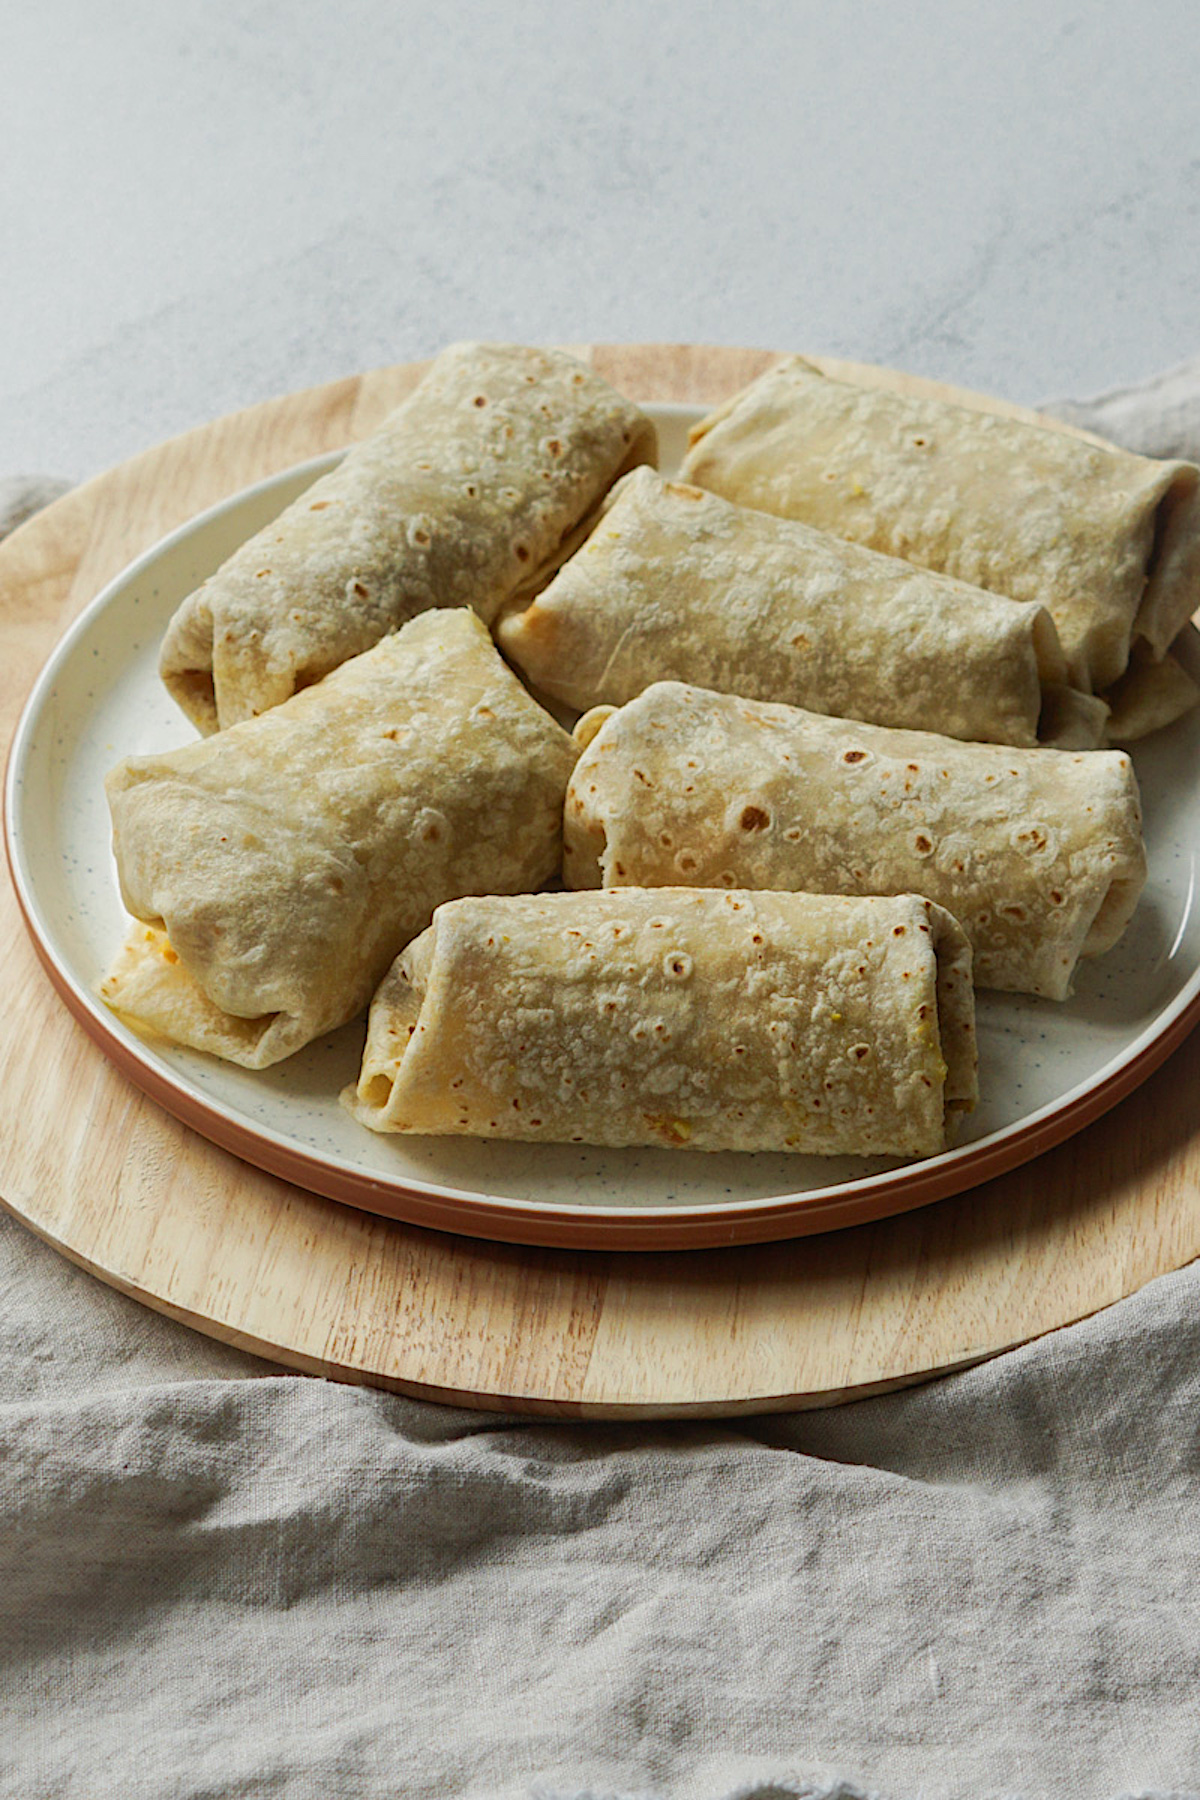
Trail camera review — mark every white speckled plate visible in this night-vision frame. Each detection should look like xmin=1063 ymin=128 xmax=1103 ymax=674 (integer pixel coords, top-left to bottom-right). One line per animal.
xmin=7 ymin=401 xmax=1200 ymax=1249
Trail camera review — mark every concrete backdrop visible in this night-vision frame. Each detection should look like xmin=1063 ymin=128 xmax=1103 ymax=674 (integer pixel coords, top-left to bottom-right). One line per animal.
xmin=4 ymin=0 xmax=1199 ymax=480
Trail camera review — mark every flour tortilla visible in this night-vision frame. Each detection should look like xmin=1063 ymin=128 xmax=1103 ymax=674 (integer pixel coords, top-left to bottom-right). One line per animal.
xmin=346 ymin=888 xmax=977 ymax=1158
xmin=103 ymin=610 xmax=578 ymax=1067
xmin=497 ymin=466 xmax=1106 ymax=748
xmin=682 ymin=356 xmax=1200 ymax=703
xmin=160 ymin=342 xmax=656 ymax=733
xmin=564 ymin=682 xmax=1146 ymax=1001
xmin=1103 ymin=639 xmax=1200 ymax=744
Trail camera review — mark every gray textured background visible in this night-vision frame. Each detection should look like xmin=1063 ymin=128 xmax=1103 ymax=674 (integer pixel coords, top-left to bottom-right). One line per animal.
xmin=5 ymin=0 xmax=1200 ymax=482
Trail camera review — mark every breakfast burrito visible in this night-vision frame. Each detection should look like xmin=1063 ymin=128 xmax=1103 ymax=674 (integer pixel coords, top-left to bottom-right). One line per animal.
xmin=160 ymin=342 xmax=657 ymax=733
xmin=102 ymin=610 xmax=578 ymax=1067
xmin=497 ymin=466 xmax=1104 ymax=748
xmin=564 ymin=682 xmax=1146 ymax=1001
xmin=345 ymin=887 xmax=978 ymax=1158
xmin=681 ymin=356 xmax=1200 ymax=704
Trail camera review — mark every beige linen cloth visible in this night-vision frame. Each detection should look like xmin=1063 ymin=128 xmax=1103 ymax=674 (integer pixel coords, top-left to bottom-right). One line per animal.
xmin=3 ymin=366 xmax=1200 ymax=1800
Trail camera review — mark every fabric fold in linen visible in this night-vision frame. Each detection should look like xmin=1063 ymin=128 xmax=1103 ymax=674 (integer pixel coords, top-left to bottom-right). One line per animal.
xmin=2 ymin=1194 xmax=1200 ymax=1800
xmin=1041 ymin=352 xmax=1200 ymax=463
xmin=0 ymin=474 xmax=72 ymax=540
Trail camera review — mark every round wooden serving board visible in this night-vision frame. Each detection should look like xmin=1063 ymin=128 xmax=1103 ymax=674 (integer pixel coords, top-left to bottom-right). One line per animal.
xmin=2 ymin=343 xmax=1198 ymax=1417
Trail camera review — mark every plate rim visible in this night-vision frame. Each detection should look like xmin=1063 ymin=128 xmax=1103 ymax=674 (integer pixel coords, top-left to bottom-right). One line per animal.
xmin=7 ymin=421 xmax=1200 ymax=1252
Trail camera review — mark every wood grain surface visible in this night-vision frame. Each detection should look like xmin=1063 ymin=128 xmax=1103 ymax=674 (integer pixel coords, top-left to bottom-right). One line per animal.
xmin=1 ymin=342 xmax=1198 ymax=1417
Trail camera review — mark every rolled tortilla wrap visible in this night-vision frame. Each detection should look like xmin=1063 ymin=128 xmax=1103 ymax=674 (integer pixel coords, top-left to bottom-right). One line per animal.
xmin=102 ymin=610 xmax=578 ymax=1067
xmin=564 ymin=682 xmax=1146 ymax=1001
xmin=1102 ymin=639 xmax=1200 ymax=744
xmin=682 ymin=356 xmax=1200 ymax=699
xmin=497 ymin=466 xmax=1102 ymax=748
xmin=160 ymin=342 xmax=656 ymax=733
xmin=346 ymin=888 xmax=977 ymax=1158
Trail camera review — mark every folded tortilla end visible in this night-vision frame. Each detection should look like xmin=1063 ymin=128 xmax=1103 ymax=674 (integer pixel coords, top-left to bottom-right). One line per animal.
xmin=1104 ymin=638 xmax=1200 ymax=743
xmin=99 ymin=922 xmax=288 ymax=1068
xmin=159 ymin=590 xmax=220 ymax=735
xmin=349 ymin=890 xmax=978 ymax=1155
